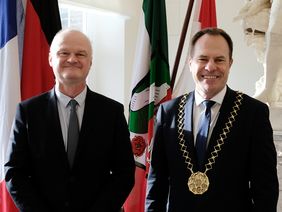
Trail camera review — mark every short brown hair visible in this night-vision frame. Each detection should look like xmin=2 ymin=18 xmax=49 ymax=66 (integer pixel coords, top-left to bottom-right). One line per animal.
xmin=190 ymin=27 xmax=233 ymax=59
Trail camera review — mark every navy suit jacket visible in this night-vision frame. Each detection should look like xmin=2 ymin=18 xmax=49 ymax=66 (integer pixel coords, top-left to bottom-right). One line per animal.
xmin=146 ymin=87 xmax=279 ymax=212
xmin=5 ymin=87 xmax=135 ymax=212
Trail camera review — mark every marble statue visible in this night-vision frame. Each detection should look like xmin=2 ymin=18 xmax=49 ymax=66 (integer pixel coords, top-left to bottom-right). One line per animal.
xmin=235 ymin=0 xmax=282 ymax=107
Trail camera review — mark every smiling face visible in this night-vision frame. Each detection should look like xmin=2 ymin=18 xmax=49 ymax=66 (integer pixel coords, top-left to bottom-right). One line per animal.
xmin=49 ymin=29 xmax=93 ymax=89
xmin=189 ymin=34 xmax=233 ymax=99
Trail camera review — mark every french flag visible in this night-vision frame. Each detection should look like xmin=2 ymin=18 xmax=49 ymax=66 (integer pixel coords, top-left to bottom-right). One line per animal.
xmin=0 ymin=0 xmax=61 ymax=211
xmin=0 ymin=0 xmax=21 ymax=211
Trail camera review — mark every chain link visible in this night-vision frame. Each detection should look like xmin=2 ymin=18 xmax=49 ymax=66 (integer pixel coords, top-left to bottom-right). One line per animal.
xmin=177 ymin=92 xmax=243 ymax=175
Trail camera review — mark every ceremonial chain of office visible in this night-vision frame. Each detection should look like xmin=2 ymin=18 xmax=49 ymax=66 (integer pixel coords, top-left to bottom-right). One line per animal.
xmin=177 ymin=91 xmax=243 ymax=195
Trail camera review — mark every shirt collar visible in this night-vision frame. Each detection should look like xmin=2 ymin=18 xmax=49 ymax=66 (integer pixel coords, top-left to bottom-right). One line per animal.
xmin=195 ymin=86 xmax=227 ymax=106
xmin=55 ymin=85 xmax=87 ymax=108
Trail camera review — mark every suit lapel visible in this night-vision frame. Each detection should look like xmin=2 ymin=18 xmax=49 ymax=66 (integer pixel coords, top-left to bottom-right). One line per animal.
xmin=46 ymin=89 xmax=69 ymax=167
xmin=206 ymin=88 xmax=237 ymax=154
xmin=74 ymin=88 xmax=99 ymax=164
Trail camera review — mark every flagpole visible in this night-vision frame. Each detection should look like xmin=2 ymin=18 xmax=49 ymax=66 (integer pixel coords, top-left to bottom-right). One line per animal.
xmin=170 ymin=0 xmax=195 ymax=91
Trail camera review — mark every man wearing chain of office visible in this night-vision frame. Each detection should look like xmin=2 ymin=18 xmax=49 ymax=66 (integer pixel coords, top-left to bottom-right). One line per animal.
xmin=145 ymin=27 xmax=279 ymax=212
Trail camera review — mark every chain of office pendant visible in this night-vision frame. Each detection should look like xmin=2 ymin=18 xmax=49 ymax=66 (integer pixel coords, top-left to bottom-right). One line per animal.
xmin=177 ymin=91 xmax=243 ymax=174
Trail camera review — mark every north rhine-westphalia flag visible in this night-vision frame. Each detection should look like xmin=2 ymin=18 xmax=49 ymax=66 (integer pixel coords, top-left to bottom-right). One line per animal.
xmin=0 ymin=0 xmax=61 ymax=211
xmin=124 ymin=0 xmax=171 ymax=211
xmin=172 ymin=0 xmax=217 ymax=97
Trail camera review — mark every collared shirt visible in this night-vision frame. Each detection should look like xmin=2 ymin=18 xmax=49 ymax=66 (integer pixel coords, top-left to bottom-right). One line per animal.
xmin=55 ymin=85 xmax=87 ymax=150
xmin=193 ymin=86 xmax=227 ymax=146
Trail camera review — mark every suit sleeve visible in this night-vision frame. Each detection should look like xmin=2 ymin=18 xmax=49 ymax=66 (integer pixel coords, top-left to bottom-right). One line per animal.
xmin=145 ymin=104 xmax=169 ymax=211
xmin=250 ymin=103 xmax=279 ymax=212
xmin=4 ymin=103 xmax=50 ymax=212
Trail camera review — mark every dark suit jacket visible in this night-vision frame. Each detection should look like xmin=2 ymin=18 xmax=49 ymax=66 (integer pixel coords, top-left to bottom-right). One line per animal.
xmin=5 ymin=87 xmax=135 ymax=212
xmin=145 ymin=87 xmax=279 ymax=212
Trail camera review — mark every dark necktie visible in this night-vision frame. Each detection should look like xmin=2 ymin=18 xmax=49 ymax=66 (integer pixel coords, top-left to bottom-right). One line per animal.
xmin=195 ymin=100 xmax=215 ymax=169
xmin=67 ymin=99 xmax=79 ymax=167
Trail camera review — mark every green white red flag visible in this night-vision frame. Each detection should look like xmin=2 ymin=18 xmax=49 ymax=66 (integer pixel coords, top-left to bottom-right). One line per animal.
xmin=124 ymin=0 xmax=171 ymax=211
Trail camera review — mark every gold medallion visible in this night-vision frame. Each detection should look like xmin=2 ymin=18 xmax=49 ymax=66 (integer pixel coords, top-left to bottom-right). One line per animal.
xmin=188 ymin=172 xmax=209 ymax=195
xmin=178 ymin=92 xmax=243 ymax=195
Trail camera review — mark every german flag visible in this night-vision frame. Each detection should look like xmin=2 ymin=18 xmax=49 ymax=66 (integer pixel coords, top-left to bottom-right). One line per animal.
xmin=21 ymin=0 xmax=62 ymax=100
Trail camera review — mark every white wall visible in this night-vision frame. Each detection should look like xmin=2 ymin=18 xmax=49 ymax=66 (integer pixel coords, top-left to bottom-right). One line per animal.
xmin=85 ymin=9 xmax=127 ymax=104
xmin=216 ymin=0 xmax=263 ymax=96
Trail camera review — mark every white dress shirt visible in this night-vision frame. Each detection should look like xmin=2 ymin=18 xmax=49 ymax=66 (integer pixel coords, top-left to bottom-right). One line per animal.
xmin=55 ymin=85 xmax=87 ymax=151
xmin=193 ymin=86 xmax=227 ymax=146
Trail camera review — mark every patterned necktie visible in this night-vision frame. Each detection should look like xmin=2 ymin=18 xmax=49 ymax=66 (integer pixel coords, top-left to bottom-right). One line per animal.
xmin=67 ymin=99 xmax=79 ymax=167
xmin=195 ymin=100 xmax=215 ymax=170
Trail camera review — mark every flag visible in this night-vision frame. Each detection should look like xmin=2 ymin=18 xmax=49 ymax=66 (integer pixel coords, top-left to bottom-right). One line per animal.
xmin=172 ymin=0 xmax=217 ymax=98
xmin=124 ymin=0 xmax=171 ymax=211
xmin=21 ymin=0 xmax=61 ymax=100
xmin=0 ymin=0 xmax=61 ymax=211
xmin=0 ymin=0 xmax=21 ymax=210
